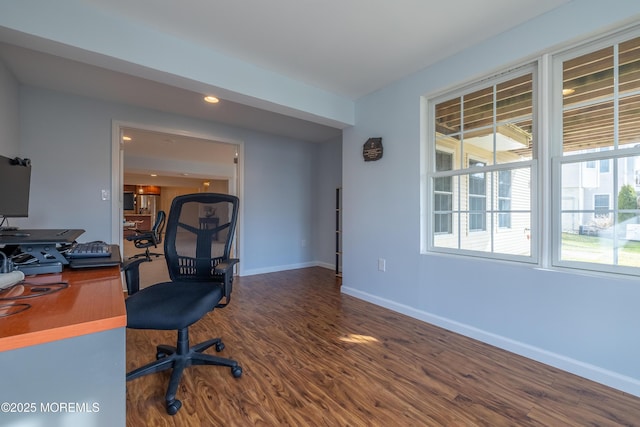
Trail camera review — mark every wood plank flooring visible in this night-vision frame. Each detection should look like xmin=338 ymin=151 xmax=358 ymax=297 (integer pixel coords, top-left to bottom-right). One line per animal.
xmin=125 ymin=267 xmax=640 ymax=426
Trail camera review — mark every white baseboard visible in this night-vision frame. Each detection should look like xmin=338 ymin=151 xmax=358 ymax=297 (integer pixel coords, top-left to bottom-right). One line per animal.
xmin=341 ymin=285 xmax=640 ymax=398
xmin=314 ymin=261 xmax=335 ymax=271
xmin=240 ymin=261 xmax=334 ymax=277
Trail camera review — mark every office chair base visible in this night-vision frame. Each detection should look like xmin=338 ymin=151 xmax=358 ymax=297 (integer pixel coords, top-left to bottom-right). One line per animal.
xmin=156 ymin=336 xmax=225 ymax=359
xmin=128 ymin=249 xmax=163 ymax=261
xmin=126 ymin=329 xmax=242 ymax=415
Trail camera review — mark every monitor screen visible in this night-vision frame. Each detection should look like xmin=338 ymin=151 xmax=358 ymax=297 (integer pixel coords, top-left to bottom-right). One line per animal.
xmin=0 ymin=155 xmax=31 ymax=217
xmin=123 ymin=192 xmax=135 ymax=211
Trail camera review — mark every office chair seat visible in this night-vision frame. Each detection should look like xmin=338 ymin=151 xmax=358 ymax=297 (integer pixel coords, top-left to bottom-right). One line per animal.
xmin=126 ymin=281 xmax=223 ymax=330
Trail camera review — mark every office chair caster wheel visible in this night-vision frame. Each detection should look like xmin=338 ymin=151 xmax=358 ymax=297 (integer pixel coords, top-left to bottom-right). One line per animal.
xmin=215 ymin=342 xmax=225 ymax=352
xmin=156 ymin=352 xmax=167 ymax=360
xmin=232 ymin=366 xmax=242 ymax=378
xmin=166 ymin=399 xmax=181 ymax=415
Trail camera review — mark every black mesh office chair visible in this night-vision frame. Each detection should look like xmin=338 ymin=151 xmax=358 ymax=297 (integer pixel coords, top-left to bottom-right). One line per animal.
xmin=125 ymin=193 xmax=242 ymax=415
xmin=126 ymin=210 xmax=166 ymax=260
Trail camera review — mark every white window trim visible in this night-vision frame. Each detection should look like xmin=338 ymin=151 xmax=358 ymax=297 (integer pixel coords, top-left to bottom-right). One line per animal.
xmin=424 ymin=23 xmax=640 ymax=278
xmin=498 ymin=170 xmax=513 ymax=229
xmin=434 ymin=149 xmax=455 ymax=235
xmin=425 ymin=64 xmax=539 ymax=264
xmin=468 ymin=157 xmax=488 ymax=233
xmin=550 ymin=26 xmax=640 ymax=277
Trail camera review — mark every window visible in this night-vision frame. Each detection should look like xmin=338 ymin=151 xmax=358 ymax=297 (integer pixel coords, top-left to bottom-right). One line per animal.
xmin=594 ymin=194 xmax=610 ymax=217
xmin=426 ymin=26 xmax=640 ymax=275
xmin=498 ymin=170 xmax=512 ymax=228
xmin=434 ymin=151 xmax=453 ymax=234
xmin=555 ymin=32 xmax=640 ymax=274
xmin=428 ymin=68 xmax=534 ymax=259
xmin=468 ymin=159 xmax=487 ymax=231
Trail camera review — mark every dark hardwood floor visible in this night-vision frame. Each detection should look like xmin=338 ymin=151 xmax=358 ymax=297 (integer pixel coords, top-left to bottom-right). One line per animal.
xmin=126 ymin=267 xmax=640 ymax=426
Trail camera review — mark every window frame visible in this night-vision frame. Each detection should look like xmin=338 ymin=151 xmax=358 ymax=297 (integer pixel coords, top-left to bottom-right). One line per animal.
xmin=434 ymin=150 xmax=454 ymax=235
xmin=498 ymin=170 xmax=512 ymax=229
xmin=593 ymin=194 xmax=610 ymax=218
xmin=425 ymin=64 xmax=539 ymax=263
xmin=551 ymin=27 xmax=640 ymax=276
xmin=468 ymin=158 xmax=487 ymax=232
xmin=424 ymin=24 xmax=640 ymax=277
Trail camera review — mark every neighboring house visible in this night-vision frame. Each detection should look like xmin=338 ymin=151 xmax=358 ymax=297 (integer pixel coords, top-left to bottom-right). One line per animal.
xmin=434 ymin=129 xmax=532 ymax=256
xmin=562 ymin=147 xmax=638 ymax=235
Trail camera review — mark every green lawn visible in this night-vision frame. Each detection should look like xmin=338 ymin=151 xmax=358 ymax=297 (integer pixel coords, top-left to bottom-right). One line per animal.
xmin=561 ymin=232 xmax=640 ymax=266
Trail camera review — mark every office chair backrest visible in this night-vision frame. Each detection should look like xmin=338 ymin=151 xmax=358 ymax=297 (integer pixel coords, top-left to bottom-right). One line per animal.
xmin=153 ymin=210 xmax=166 ymax=244
xmin=164 ymin=193 xmax=239 ymax=282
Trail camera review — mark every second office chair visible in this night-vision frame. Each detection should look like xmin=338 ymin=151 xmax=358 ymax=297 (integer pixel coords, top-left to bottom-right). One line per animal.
xmin=126 ymin=210 xmax=166 ymax=261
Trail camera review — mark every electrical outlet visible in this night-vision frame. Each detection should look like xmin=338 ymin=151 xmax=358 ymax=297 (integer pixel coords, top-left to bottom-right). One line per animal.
xmin=101 ymin=189 xmax=110 ymax=201
xmin=378 ymin=258 xmax=386 ymax=272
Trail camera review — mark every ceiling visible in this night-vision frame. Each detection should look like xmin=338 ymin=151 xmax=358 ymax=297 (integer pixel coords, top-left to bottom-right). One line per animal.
xmin=74 ymin=0 xmax=569 ymax=100
xmin=121 ymin=126 xmax=239 ymax=183
xmin=0 ymin=0 xmax=569 ymax=178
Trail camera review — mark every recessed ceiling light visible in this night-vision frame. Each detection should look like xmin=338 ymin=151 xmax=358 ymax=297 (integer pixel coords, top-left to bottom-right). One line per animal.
xmin=122 ymin=136 xmax=132 ymax=141
xmin=204 ymin=95 xmax=220 ymax=104
xmin=150 ymin=174 xmax=157 ymax=177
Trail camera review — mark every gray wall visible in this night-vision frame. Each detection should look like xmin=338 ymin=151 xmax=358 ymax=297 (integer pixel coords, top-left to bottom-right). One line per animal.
xmin=312 ymin=136 xmax=342 ymax=269
xmin=342 ymin=0 xmax=640 ymax=396
xmin=11 ymin=85 xmax=340 ymax=275
xmin=0 ymin=59 xmax=19 ymax=156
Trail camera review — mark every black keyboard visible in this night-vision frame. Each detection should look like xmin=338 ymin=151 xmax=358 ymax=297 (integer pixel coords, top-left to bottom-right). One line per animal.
xmin=66 ymin=242 xmax=112 ymax=258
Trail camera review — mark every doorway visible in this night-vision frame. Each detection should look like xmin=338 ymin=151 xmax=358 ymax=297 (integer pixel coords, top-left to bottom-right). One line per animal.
xmin=110 ymin=121 xmax=243 ymax=270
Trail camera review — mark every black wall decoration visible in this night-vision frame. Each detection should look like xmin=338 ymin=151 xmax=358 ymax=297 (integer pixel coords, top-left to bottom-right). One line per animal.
xmin=363 ymin=137 xmax=383 ymax=162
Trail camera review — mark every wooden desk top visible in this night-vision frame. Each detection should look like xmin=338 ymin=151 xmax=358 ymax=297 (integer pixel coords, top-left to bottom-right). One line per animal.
xmin=0 ymin=266 xmax=126 ymax=352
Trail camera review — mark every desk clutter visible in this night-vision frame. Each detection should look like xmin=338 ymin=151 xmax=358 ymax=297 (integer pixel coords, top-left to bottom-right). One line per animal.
xmin=0 ymin=279 xmax=69 ymax=317
xmin=0 ymin=270 xmax=24 ymax=290
xmin=66 ymin=241 xmax=112 ymax=258
xmin=0 ymin=229 xmax=121 ymax=318
xmin=0 ymin=235 xmax=121 ymax=319
xmin=0 ymin=229 xmax=121 ymax=276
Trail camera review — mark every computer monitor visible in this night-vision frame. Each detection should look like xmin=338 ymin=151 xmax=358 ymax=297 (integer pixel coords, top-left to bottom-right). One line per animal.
xmin=123 ymin=192 xmax=135 ymax=211
xmin=0 ymin=155 xmax=32 ymax=218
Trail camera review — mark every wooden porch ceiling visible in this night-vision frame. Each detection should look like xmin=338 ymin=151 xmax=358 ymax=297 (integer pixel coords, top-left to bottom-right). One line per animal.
xmin=434 ymin=35 xmax=640 ymax=155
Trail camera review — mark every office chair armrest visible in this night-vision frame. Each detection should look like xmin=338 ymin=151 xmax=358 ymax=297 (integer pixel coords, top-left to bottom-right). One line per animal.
xmin=125 ymin=232 xmax=142 ymax=242
xmin=214 ymin=258 xmax=239 ymax=275
xmin=122 ymin=257 xmax=151 ymax=295
xmin=125 ymin=230 xmax=152 ymax=240
xmin=214 ymin=258 xmax=239 ymax=308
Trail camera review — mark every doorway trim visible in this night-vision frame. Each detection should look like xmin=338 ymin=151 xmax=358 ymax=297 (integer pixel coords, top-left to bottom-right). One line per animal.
xmin=110 ymin=120 xmax=245 ymax=274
